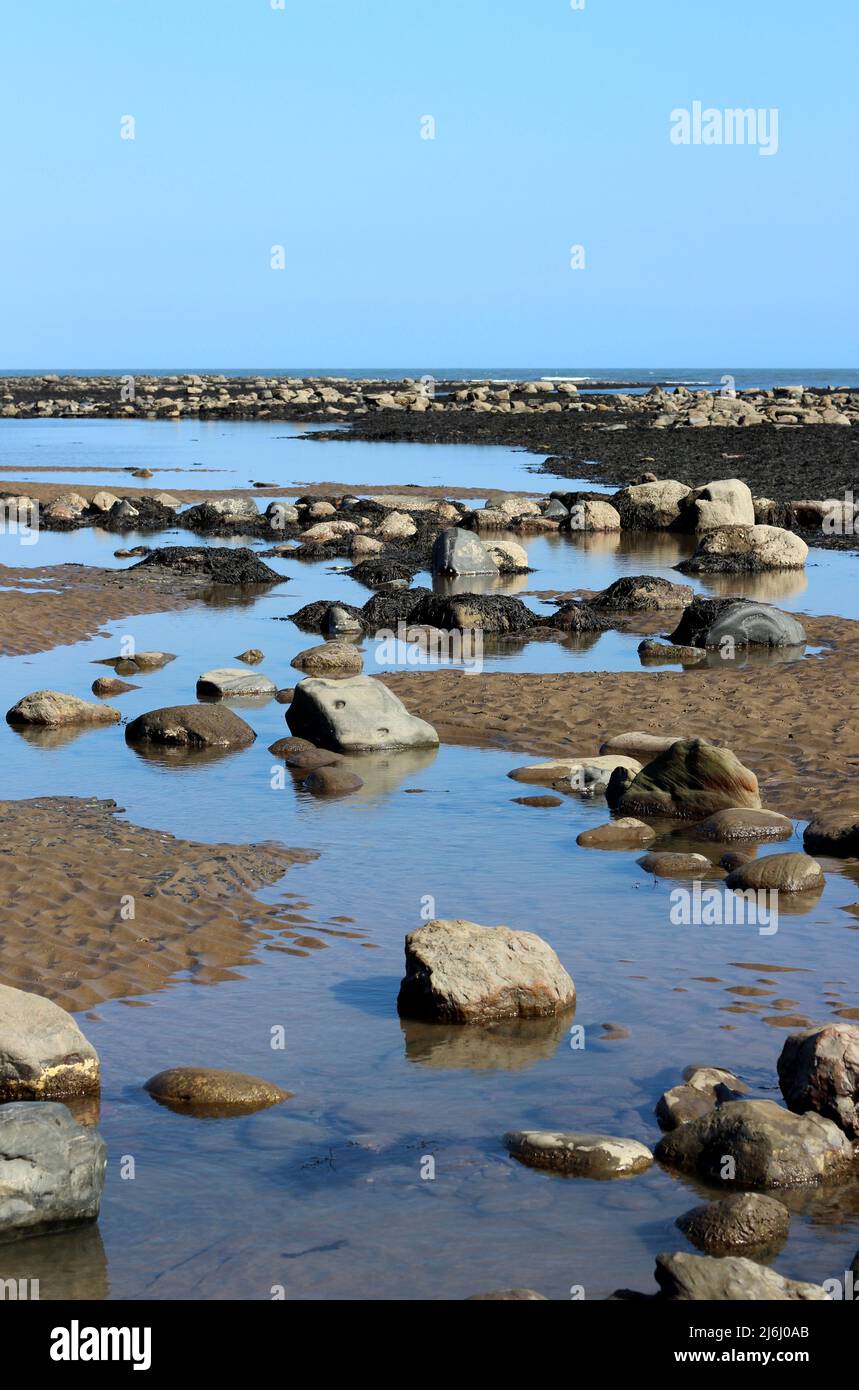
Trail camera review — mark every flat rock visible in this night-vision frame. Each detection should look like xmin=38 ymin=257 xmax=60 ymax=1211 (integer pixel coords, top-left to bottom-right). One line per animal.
xmin=0 ymin=1102 xmax=106 ymax=1240
xmin=513 ymin=794 xmax=563 ymax=808
xmin=509 ymin=755 xmax=641 ymax=795
xmin=291 ymin=641 xmax=363 ymax=676
xmin=655 ymin=1099 xmax=854 ymax=1187
xmin=286 ymin=676 xmax=438 ymax=752
xmin=599 ymin=732 xmax=688 ymax=762
xmin=725 ymin=852 xmax=824 ymax=894
xmin=466 ymin=1289 xmax=547 ymax=1301
xmin=0 ymin=984 xmax=100 ymax=1099
xmin=591 ymin=575 xmax=693 ymax=612
xmin=677 ymin=1193 xmax=790 ymax=1254
xmin=397 ymin=918 xmax=575 ymax=1024
xmin=126 ymin=704 xmax=256 ymax=749
xmin=196 ymin=667 xmax=277 ymax=698
xmin=6 ymin=691 xmax=120 ymax=728
xmin=638 ymin=852 xmax=714 ymax=879
xmin=654 ymin=1252 xmax=828 ymax=1301
xmin=144 ymin=1067 xmax=289 ymax=1115
xmin=504 ymin=1130 xmax=653 ymax=1178
xmin=692 ymin=808 xmax=793 ymax=842
xmin=577 ymin=818 xmax=656 ymax=849
xmin=777 ymin=1023 xmax=859 ymax=1137
xmin=656 ymin=1065 xmax=747 ymax=1131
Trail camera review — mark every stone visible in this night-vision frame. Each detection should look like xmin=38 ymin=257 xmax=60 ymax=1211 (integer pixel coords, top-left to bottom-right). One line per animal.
xmin=653 ymin=1252 xmax=828 ymax=1301
xmin=569 ymin=499 xmax=622 ymax=531
xmin=196 ymin=668 xmax=277 ymax=698
xmin=486 ymin=539 xmax=529 ymax=572
xmin=134 ymin=547 xmax=280 ymax=584
xmin=576 ymin=818 xmax=656 ymax=849
xmin=431 ymin=527 xmax=499 ymax=576
xmin=777 ymin=1023 xmax=859 ymax=1137
xmin=680 ymin=478 xmax=756 ymax=530
xmin=236 ymin=648 xmax=264 ymax=664
xmin=0 ymin=984 xmax=100 ymax=1099
xmin=613 ymin=479 xmax=691 ymax=529
xmin=0 ymin=1103 xmax=106 ymax=1240
xmin=303 ymin=766 xmax=364 ymax=797
xmin=591 ymin=575 xmax=693 ymax=612
xmin=91 ymin=677 xmax=139 ymax=698
xmin=638 ymin=852 xmax=714 ymax=879
xmin=655 ymin=1099 xmax=854 ymax=1187
xmin=6 ymin=691 xmax=120 ymax=728
xmin=126 ymin=704 xmax=256 ymax=749
xmin=656 ymin=1065 xmax=747 ymax=1131
xmin=678 ymin=525 xmax=809 ymax=574
xmin=324 ymin=605 xmax=364 ymax=638
xmin=286 ymin=676 xmax=438 ymax=752
xmin=612 ymin=739 xmax=760 ymax=819
xmin=509 ymin=755 xmax=641 ymax=795
xmin=638 ymin=640 xmax=706 ymax=666
xmin=599 ymin=732 xmax=687 ymax=762
xmin=291 ymin=642 xmax=363 ymax=676
xmin=804 ymin=812 xmax=859 ymax=858
xmin=669 ymin=596 xmax=806 ymax=649
xmin=692 ymin=809 xmax=793 ymax=842
xmin=351 ymin=534 xmax=384 ymax=559
xmin=513 ymin=795 xmax=563 ymax=808
xmin=504 ymin=1131 xmax=653 ymax=1178
xmin=725 ymin=852 xmax=824 ymax=895
xmin=397 ymin=919 xmax=575 ymax=1023
xmin=144 ymin=1067 xmax=288 ymax=1115
xmin=206 ymin=497 xmax=260 ymax=522
xmin=677 ymin=1193 xmax=790 ymax=1254
xmin=90 ymin=490 xmax=120 ymax=513
xmin=551 ymin=601 xmax=608 ymax=634
xmin=377 ymin=510 xmax=417 ymax=541
xmin=268 ymin=736 xmax=319 ymax=759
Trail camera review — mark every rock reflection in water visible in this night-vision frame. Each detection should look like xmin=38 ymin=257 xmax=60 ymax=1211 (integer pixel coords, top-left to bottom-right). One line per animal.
xmin=401 ymin=1009 xmax=574 ymax=1070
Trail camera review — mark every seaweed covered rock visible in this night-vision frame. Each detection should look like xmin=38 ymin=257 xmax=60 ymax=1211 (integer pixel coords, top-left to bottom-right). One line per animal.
xmin=668 ymin=597 xmax=806 ymax=649
xmin=590 ymin=575 xmax=694 ymax=612
xmin=551 ymin=601 xmax=609 ymax=633
xmin=289 ymin=600 xmax=366 ymax=634
xmin=132 ymin=546 xmax=281 ymax=584
xmin=677 ymin=525 xmax=808 ymax=574
xmin=408 ymin=592 xmax=537 ymax=635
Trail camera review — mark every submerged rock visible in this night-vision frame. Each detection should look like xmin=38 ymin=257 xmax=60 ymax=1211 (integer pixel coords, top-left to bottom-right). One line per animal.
xmin=397 ymin=919 xmax=575 ymax=1023
xmin=144 ymin=1067 xmax=289 ymax=1115
xmin=677 ymin=1193 xmax=790 ymax=1254
xmin=91 ymin=676 xmax=139 ymax=697
xmin=126 ymin=704 xmax=256 ymax=750
xmin=550 ymin=601 xmax=609 ymax=634
xmin=286 ymin=676 xmax=438 ymax=752
xmin=196 ymin=668 xmax=277 ymax=698
xmin=804 ymin=811 xmax=859 ymax=859
xmin=777 ymin=1023 xmax=859 ymax=1137
xmin=655 ymin=1099 xmax=854 ymax=1187
xmin=0 ymin=1102 xmax=106 ymax=1240
xmin=0 ymin=984 xmax=100 ymax=1099
xmin=505 ymin=1131 xmax=653 ymax=1178
xmin=302 ymin=765 xmax=364 ymax=797
xmin=467 ymin=1289 xmax=548 ymax=1301
xmin=638 ymin=639 xmax=706 ymax=666
xmin=610 ymin=739 xmax=760 ymax=819
xmin=6 ymin=691 xmax=120 ymax=728
xmin=638 ymin=852 xmax=714 ymax=879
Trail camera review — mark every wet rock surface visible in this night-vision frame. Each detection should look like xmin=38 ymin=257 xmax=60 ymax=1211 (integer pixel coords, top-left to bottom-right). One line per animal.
xmin=0 ymin=1102 xmax=106 ymax=1240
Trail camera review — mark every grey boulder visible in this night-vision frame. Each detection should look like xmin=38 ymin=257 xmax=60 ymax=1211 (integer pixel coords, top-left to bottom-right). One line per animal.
xmin=655 ymin=1099 xmax=854 ymax=1188
xmin=669 ymin=596 xmax=806 ymax=650
xmin=777 ymin=1023 xmax=859 ymax=1138
xmin=0 ymin=1103 xmax=106 ymax=1241
xmin=286 ymin=676 xmax=438 ymax=752
xmin=0 ymin=984 xmax=100 ymax=1099
xmin=431 ymin=527 xmax=498 ymax=577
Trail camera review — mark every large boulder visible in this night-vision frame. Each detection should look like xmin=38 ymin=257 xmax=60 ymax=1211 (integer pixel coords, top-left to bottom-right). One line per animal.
xmin=725 ymin=852 xmax=824 ymax=895
xmin=669 ymin=596 xmax=806 ymax=649
xmin=679 ymin=478 xmax=755 ymax=530
xmin=396 ymin=919 xmax=575 ymax=1023
xmin=0 ymin=1103 xmax=106 ymax=1240
xmin=677 ymin=525 xmax=809 ymax=574
xmin=804 ymin=811 xmax=859 ymax=859
xmin=431 ymin=527 xmax=498 ymax=576
xmin=286 ymin=676 xmax=438 ymax=752
xmin=6 ymin=692 xmax=120 ymax=728
xmin=568 ymin=499 xmax=622 ymax=531
xmin=676 ymin=1193 xmax=790 ymax=1254
xmin=125 ymin=704 xmax=256 ymax=749
xmin=610 ymin=739 xmax=760 ymax=819
xmin=655 ymin=1099 xmax=855 ymax=1188
xmin=504 ymin=1131 xmax=652 ymax=1178
xmin=777 ymin=1023 xmax=859 ymax=1137
xmin=613 ymin=480 xmax=691 ymax=529
xmin=0 ymin=985 xmax=100 ymax=1099
xmin=653 ymin=1253 xmax=828 ymax=1301
xmin=590 ymin=575 xmax=693 ymax=612
xmin=196 ymin=668 xmax=277 ymax=698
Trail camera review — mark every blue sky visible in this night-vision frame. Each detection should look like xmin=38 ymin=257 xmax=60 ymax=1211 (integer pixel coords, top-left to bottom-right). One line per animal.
xmin=1 ymin=0 xmax=856 ymax=368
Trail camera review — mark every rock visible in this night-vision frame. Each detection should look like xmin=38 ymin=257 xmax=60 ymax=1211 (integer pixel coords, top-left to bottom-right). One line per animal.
xmin=6 ymin=691 xmax=120 ymax=728
xmin=653 ymin=1252 xmax=828 ymax=1301
xmin=509 ymin=755 xmax=641 ymax=796
xmin=551 ymin=601 xmax=608 ymax=634
xmin=656 ymin=1065 xmax=747 ymax=1131
xmin=286 ymin=675 xmax=438 ymax=752
xmin=291 ymin=641 xmax=363 ymax=676
xmin=725 ymin=852 xmax=824 ymax=895
xmin=290 ymin=600 xmax=366 ymax=634
xmin=638 ymin=639 xmax=706 ymax=666
xmin=777 ymin=1023 xmax=859 ymax=1137
xmin=504 ymin=1131 xmax=653 ymax=1178
xmin=125 ymin=704 xmax=256 ymax=749
xmin=144 ymin=1067 xmax=288 ymax=1115
xmin=409 ymin=591 xmax=536 ymax=635
xmin=677 ymin=1193 xmax=790 ymax=1253
xmin=599 ymin=732 xmax=687 ymax=762
xmin=680 ymin=478 xmax=756 ymax=530
xmin=0 ymin=1103 xmax=106 ymax=1240
xmin=350 ymin=534 xmax=384 ymax=559
xmin=638 ymin=852 xmax=714 ymax=879
xmin=0 ymin=984 xmax=100 ymax=1099
xmin=467 ymin=1289 xmax=547 ymax=1301
xmin=804 ymin=812 xmax=859 ymax=859
xmin=613 ymin=479 xmax=691 ymax=529
xmin=275 ymin=688 xmax=295 ymax=704
xmin=95 ymin=650 xmax=176 ymax=674
xmin=268 ymin=736 xmax=319 ymax=759
xmin=577 ymin=818 xmax=656 ymax=849
xmin=513 ymin=795 xmax=563 ymax=808
xmin=90 ymin=490 xmax=120 ymax=513
xmin=397 ymin=919 xmax=575 ymax=1023
xmin=591 ymin=575 xmax=694 ymax=612
xmin=669 ymin=596 xmax=806 ymax=649
xmin=236 ymin=648 xmax=264 ymax=664
xmin=612 ymin=739 xmax=760 ymax=819
xmin=377 ymin=510 xmax=417 ymax=541
xmin=91 ymin=677 xmax=139 ymax=697
xmin=692 ymin=809 xmax=793 ymax=842
xmin=431 ymin=527 xmax=499 ymax=576
xmin=569 ymin=499 xmax=622 ymax=531
xmin=196 ymin=668 xmax=277 ymax=698
xmin=108 ymin=498 xmax=140 ymax=524
xmin=206 ymin=497 xmax=260 ymax=523
xmin=324 ymin=605 xmax=364 ymax=638
xmin=655 ymin=1099 xmax=854 ymax=1187
xmin=486 ymin=539 xmax=529 ymax=572
xmin=678 ymin=525 xmax=809 ymax=574
xmin=133 ymin=546 xmax=280 ymax=584
xmin=303 ymin=766 xmax=364 ymax=797
xmin=282 ymin=746 xmax=342 ymax=770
